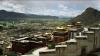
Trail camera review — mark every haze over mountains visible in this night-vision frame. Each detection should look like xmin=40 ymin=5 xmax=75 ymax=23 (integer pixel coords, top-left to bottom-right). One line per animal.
xmin=0 ymin=10 xmax=59 ymax=21
xmin=69 ymin=7 xmax=100 ymax=26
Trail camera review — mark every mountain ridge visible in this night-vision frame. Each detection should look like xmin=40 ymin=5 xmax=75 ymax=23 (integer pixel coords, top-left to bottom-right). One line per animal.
xmin=0 ymin=10 xmax=59 ymax=21
xmin=68 ymin=7 xmax=100 ymax=26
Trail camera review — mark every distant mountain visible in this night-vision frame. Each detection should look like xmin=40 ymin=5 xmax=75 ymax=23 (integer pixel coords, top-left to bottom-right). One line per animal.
xmin=0 ymin=10 xmax=58 ymax=21
xmin=68 ymin=7 xmax=100 ymax=26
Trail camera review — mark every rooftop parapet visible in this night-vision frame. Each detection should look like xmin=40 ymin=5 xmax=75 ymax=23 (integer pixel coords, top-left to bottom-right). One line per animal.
xmin=20 ymin=40 xmax=30 ymax=43
xmin=75 ymin=32 xmax=87 ymax=37
xmin=55 ymin=45 xmax=67 ymax=48
xmin=40 ymin=49 xmax=56 ymax=53
xmin=66 ymin=39 xmax=77 ymax=43
xmin=75 ymin=35 xmax=87 ymax=40
xmin=16 ymin=37 xmax=29 ymax=41
xmin=67 ymin=25 xmax=74 ymax=27
xmin=12 ymin=39 xmax=43 ymax=44
xmin=58 ymin=42 xmax=66 ymax=45
xmin=89 ymin=27 xmax=100 ymax=30
xmin=66 ymin=39 xmax=77 ymax=44
xmin=39 ymin=47 xmax=56 ymax=56
xmin=56 ymin=26 xmax=65 ymax=29
xmin=45 ymin=32 xmax=51 ymax=35
xmin=39 ymin=47 xmax=56 ymax=54
xmin=83 ymin=27 xmax=88 ymax=32
xmin=84 ymin=31 xmax=94 ymax=34
xmin=55 ymin=27 xmax=66 ymax=32
xmin=68 ymin=28 xmax=77 ymax=32
xmin=75 ymin=35 xmax=87 ymax=38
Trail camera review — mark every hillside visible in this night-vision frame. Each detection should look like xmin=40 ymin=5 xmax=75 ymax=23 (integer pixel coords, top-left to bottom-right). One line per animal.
xmin=69 ymin=7 xmax=100 ymax=26
xmin=0 ymin=10 xmax=58 ymax=21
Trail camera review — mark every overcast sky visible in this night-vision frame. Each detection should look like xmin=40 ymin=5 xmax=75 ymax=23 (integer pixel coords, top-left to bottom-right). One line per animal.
xmin=0 ymin=0 xmax=100 ymax=17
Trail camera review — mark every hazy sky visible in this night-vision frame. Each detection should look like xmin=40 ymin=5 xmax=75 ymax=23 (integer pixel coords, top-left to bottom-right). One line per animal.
xmin=0 ymin=0 xmax=100 ymax=17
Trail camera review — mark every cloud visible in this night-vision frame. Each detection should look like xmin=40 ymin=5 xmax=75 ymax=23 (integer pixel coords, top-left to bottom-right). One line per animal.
xmin=0 ymin=0 xmax=100 ymax=17
xmin=0 ymin=0 xmax=25 ymax=13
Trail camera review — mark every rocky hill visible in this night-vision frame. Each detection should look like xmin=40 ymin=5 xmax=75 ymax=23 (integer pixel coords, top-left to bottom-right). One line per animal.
xmin=69 ymin=7 xmax=100 ymax=26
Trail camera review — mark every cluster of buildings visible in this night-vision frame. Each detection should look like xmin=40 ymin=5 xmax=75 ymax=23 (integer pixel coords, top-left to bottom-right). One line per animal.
xmin=0 ymin=21 xmax=100 ymax=56
xmin=39 ymin=22 xmax=100 ymax=56
xmin=0 ymin=31 xmax=50 ymax=55
xmin=11 ymin=34 xmax=50 ymax=54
